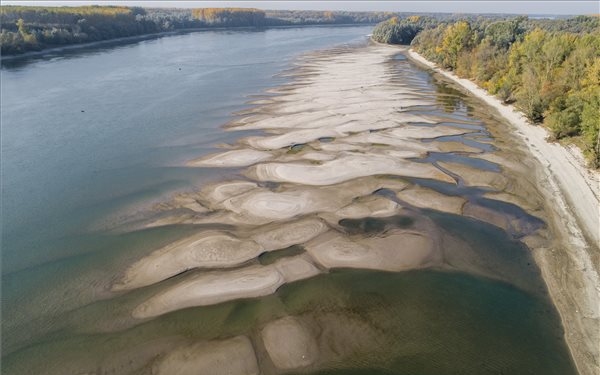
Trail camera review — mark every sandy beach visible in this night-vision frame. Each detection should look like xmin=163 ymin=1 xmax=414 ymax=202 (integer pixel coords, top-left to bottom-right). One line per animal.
xmin=406 ymin=48 xmax=599 ymax=375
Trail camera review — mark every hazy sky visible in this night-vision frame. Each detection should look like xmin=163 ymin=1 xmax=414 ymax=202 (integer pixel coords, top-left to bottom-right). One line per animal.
xmin=2 ymin=1 xmax=599 ymax=15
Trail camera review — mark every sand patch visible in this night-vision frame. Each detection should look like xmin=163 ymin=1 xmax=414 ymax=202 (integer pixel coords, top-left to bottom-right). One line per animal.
xmin=305 ymin=231 xmax=437 ymax=272
xmin=249 ymin=154 xmax=454 ymax=186
xmin=221 ymin=188 xmax=344 ymax=221
xmin=245 ymin=128 xmax=341 ymax=150
xmin=261 ymin=316 xmax=319 ymax=370
xmin=386 ymin=124 xmax=477 ymax=139
xmin=153 ymin=336 xmax=259 ymax=375
xmin=437 ymin=161 xmax=508 ymax=190
xmin=397 ymin=186 xmax=466 ymax=215
xmin=199 ymin=180 xmax=258 ymax=205
xmin=251 ymin=218 xmax=329 ymax=251
xmin=335 ymin=195 xmax=401 ymax=219
xmin=133 ymin=256 xmax=320 ymax=318
xmin=113 ymin=232 xmax=263 ymax=291
xmin=187 ymin=149 xmax=273 ymax=167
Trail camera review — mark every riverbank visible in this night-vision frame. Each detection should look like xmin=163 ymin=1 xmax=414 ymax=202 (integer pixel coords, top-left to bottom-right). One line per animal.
xmin=406 ymin=48 xmax=599 ymax=375
xmin=0 ymin=23 xmax=375 ymax=62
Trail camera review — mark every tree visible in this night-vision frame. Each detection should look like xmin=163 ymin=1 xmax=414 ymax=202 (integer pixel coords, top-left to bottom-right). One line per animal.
xmin=437 ymin=21 xmax=474 ymax=69
xmin=371 ymin=16 xmax=427 ymax=45
xmin=484 ymin=18 xmax=525 ymax=49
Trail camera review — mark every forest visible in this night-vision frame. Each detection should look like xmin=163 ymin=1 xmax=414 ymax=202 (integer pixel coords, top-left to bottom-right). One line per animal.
xmin=374 ymin=15 xmax=600 ymax=167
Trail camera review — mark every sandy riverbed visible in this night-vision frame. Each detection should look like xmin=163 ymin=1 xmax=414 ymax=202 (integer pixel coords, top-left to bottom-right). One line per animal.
xmin=106 ymin=43 xmax=594 ymax=374
xmin=406 ymin=48 xmax=600 ymax=375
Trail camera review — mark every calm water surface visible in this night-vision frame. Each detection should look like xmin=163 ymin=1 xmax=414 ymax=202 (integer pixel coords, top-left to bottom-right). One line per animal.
xmin=1 ymin=26 xmax=576 ymax=374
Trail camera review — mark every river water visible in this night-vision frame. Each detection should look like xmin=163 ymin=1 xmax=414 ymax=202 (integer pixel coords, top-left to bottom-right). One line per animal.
xmin=1 ymin=26 xmax=577 ymax=374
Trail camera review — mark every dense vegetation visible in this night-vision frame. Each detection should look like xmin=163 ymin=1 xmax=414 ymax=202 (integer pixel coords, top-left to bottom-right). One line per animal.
xmin=371 ymin=15 xmax=436 ymax=44
xmin=264 ymin=9 xmax=395 ymax=25
xmin=374 ymin=15 xmax=599 ymax=167
xmin=0 ymin=6 xmax=161 ymax=54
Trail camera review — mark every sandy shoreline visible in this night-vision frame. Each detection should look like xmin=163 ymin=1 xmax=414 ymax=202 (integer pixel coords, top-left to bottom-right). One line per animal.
xmin=406 ymin=48 xmax=599 ymax=375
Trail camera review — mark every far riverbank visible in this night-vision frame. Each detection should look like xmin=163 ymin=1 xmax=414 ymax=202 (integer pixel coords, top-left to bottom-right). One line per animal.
xmin=0 ymin=23 xmax=375 ymax=63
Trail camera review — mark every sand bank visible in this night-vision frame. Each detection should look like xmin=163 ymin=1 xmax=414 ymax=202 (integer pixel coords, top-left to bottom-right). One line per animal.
xmin=305 ymin=230 xmax=438 ymax=272
xmin=406 ymin=48 xmax=599 ymax=375
xmin=117 ymin=46 xmax=575 ymax=361
xmin=113 ymin=232 xmax=263 ymax=291
xmin=248 ymin=154 xmax=455 ymax=186
xmin=187 ymin=149 xmax=273 ymax=167
xmin=132 ymin=255 xmax=320 ymax=318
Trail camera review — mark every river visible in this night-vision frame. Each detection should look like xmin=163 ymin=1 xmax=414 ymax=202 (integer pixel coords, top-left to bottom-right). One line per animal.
xmin=1 ymin=26 xmax=577 ymax=374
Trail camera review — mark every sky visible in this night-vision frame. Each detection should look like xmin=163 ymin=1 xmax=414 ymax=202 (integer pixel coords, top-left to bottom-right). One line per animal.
xmin=1 ymin=1 xmax=599 ymax=15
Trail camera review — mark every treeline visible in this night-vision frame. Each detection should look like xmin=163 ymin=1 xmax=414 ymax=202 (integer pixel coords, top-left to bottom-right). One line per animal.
xmin=413 ymin=16 xmax=599 ymax=166
xmin=264 ymin=10 xmax=395 ymax=25
xmin=0 ymin=6 xmax=162 ymax=54
xmin=371 ymin=15 xmax=439 ymax=44
xmin=192 ymin=8 xmax=266 ymax=26
xmin=374 ymin=15 xmax=600 ymax=166
xmin=0 ymin=6 xmax=415 ymax=55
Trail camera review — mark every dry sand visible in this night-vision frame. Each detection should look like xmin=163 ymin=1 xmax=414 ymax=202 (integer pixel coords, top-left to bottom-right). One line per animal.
xmin=132 ymin=255 xmax=320 ymax=319
xmin=250 ymin=218 xmax=329 ymax=250
xmin=248 ymin=154 xmax=455 ymax=186
xmin=305 ymin=230 xmax=438 ymax=272
xmin=407 ymin=48 xmax=600 ymax=375
xmin=396 ymin=185 xmax=466 ymax=215
xmin=187 ymin=149 xmax=273 ymax=167
xmin=113 ymin=232 xmax=264 ymax=291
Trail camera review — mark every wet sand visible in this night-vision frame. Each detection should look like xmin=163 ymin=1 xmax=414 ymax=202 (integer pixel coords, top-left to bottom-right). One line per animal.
xmin=407 ymin=48 xmax=599 ymax=375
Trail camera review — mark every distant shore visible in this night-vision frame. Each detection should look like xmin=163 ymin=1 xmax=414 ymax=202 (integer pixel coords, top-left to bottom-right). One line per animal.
xmin=405 ymin=48 xmax=600 ymax=375
xmin=0 ymin=23 xmax=375 ymax=62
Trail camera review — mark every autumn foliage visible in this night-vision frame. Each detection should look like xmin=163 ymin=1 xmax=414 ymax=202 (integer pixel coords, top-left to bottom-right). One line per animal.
xmin=410 ymin=17 xmax=600 ymax=166
xmin=191 ymin=8 xmax=265 ymax=26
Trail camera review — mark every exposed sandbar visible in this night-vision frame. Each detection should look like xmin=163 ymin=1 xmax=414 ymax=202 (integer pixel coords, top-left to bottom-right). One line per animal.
xmin=250 ymin=218 xmax=329 ymax=251
xmin=248 ymin=154 xmax=455 ymax=186
xmin=437 ymin=161 xmax=508 ymax=190
xmin=396 ymin=186 xmax=466 ymax=215
xmin=334 ymin=195 xmax=401 ymax=219
xmin=187 ymin=149 xmax=273 ymax=167
xmin=133 ymin=256 xmax=320 ymax=318
xmin=113 ymin=232 xmax=263 ymax=291
xmin=305 ymin=231 xmax=438 ymax=272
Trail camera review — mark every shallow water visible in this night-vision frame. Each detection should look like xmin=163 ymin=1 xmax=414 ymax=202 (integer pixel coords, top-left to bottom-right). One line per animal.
xmin=1 ymin=27 xmax=577 ymax=374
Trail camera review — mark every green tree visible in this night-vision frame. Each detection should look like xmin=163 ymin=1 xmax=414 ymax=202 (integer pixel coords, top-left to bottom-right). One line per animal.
xmin=437 ymin=21 xmax=474 ymax=69
xmin=484 ymin=17 xmax=525 ymax=49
